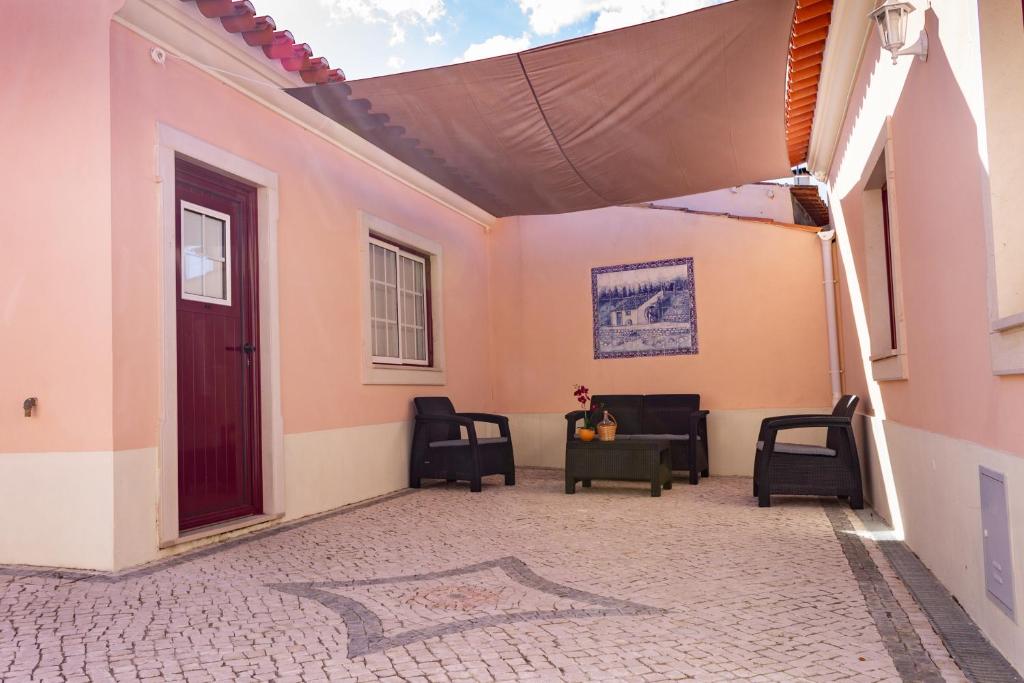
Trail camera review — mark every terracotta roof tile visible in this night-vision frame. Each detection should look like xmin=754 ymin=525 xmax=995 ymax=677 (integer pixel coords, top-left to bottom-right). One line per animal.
xmin=179 ymin=0 xmax=344 ymax=84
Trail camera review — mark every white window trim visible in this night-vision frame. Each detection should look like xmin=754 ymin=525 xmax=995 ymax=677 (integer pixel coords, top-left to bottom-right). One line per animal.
xmin=974 ymin=1 xmax=1024 ymax=374
xmin=180 ymin=201 xmax=233 ymax=306
xmin=860 ymin=119 xmax=909 ymax=382
xmin=367 ymin=237 xmax=430 ymax=366
xmin=359 ymin=212 xmax=446 ymax=386
xmin=157 ymin=123 xmax=285 ymax=548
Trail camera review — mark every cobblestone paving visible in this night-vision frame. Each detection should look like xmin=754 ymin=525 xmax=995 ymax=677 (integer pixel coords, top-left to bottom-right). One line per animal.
xmin=0 ymin=470 xmax=968 ymax=682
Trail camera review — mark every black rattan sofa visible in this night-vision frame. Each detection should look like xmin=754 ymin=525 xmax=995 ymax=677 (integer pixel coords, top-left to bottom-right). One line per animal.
xmin=753 ymin=395 xmax=863 ymax=508
xmin=565 ymin=394 xmax=710 ymax=484
xmin=411 ymin=397 xmax=516 ymax=492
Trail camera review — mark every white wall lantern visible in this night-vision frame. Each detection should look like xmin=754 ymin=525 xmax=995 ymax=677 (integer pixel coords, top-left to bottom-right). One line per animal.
xmin=869 ymin=0 xmax=928 ymax=65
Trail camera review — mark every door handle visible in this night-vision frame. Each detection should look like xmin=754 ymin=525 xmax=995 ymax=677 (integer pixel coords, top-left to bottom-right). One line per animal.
xmin=242 ymin=342 xmax=256 ymax=354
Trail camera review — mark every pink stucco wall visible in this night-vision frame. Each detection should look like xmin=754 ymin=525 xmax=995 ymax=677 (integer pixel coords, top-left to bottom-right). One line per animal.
xmin=2 ymin=14 xmax=832 ymax=455
xmin=108 ymin=25 xmax=494 ymax=450
xmin=0 ymin=1 xmax=124 ymax=453
xmin=832 ymin=10 xmax=1024 ymax=458
xmin=489 ymin=209 xmax=831 ymax=414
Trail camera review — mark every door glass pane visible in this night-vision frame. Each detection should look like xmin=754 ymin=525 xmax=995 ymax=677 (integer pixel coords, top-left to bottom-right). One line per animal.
xmin=183 ymin=210 xmax=203 ymax=254
xmin=204 ymin=260 xmax=225 ymax=300
xmin=183 ymin=254 xmax=204 ymax=295
xmin=204 ymin=215 xmax=225 ymax=259
xmin=182 ymin=206 xmax=229 ymax=303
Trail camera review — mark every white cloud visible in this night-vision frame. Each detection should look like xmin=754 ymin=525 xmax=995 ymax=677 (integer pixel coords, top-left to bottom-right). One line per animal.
xmin=455 ymin=33 xmax=531 ymax=62
xmin=424 ymin=31 xmax=444 ymax=46
xmin=517 ymin=0 xmax=725 ymax=35
xmin=386 ymin=55 xmax=406 ymax=70
xmin=320 ymin=0 xmax=446 ymax=25
xmin=389 ymin=24 xmax=406 ymax=45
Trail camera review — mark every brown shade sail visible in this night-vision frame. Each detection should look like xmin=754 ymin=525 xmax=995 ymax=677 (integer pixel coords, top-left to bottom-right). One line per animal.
xmin=287 ymin=0 xmax=796 ymax=217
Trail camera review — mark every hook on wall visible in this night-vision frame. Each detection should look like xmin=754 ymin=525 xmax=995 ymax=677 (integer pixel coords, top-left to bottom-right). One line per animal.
xmin=23 ymin=397 xmax=37 ymax=417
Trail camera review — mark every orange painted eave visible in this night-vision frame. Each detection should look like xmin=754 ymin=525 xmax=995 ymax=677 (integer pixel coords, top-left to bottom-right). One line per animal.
xmin=785 ymin=0 xmax=833 ymax=167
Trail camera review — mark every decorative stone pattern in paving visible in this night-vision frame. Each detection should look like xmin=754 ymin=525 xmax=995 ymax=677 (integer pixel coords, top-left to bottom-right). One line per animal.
xmin=0 ymin=469 xmax=984 ymax=682
xmin=268 ymin=556 xmax=664 ymax=658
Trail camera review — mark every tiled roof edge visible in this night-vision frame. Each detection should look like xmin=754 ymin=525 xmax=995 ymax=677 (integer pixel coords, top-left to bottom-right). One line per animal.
xmin=180 ymin=0 xmax=345 ymax=85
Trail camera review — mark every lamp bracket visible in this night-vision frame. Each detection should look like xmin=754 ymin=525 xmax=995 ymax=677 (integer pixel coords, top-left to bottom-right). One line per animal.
xmin=893 ymin=31 xmax=928 ymax=64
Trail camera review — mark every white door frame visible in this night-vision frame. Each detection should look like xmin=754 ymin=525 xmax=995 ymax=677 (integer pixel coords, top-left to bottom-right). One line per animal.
xmin=156 ymin=123 xmax=284 ymax=546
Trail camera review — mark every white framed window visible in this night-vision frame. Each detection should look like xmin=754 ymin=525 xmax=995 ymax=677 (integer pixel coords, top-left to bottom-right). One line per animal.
xmin=359 ymin=212 xmax=446 ymax=386
xmin=368 ymin=237 xmax=430 ymax=365
xmin=180 ymin=201 xmax=231 ymax=306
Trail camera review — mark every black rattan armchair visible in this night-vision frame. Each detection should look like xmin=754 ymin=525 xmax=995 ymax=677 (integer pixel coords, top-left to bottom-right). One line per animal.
xmin=753 ymin=395 xmax=863 ymax=508
xmin=411 ymin=397 xmax=515 ymax=492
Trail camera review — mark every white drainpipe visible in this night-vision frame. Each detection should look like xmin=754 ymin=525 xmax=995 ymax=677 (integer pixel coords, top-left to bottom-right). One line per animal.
xmin=817 ymin=226 xmax=842 ymax=402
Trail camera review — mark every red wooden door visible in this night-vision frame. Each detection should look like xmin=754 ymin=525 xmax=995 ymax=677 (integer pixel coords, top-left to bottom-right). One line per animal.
xmin=175 ymin=159 xmax=262 ymax=531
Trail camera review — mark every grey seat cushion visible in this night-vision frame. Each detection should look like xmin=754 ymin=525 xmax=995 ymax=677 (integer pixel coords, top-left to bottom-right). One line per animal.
xmin=429 ymin=437 xmax=509 ymax=448
xmin=617 ymin=433 xmax=695 ymax=441
xmin=756 ymin=440 xmax=836 ymax=457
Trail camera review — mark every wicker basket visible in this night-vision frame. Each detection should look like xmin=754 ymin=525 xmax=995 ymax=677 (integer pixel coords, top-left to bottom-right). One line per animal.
xmin=596 ymin=411 xmax=617 ymax=441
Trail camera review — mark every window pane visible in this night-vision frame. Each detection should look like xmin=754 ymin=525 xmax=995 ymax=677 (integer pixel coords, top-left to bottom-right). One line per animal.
xmin=416 ymin=327 xmax=427 ymax=360
xmin=204 ymin=215 xmax=225 ymax=260
xmin=385 ymin=249 xmax=397 ymax=285
xmin=386 ymin=320 xmax=399 ymax=358
xmin=372 ymin=244 xmax=386 ymax=282
xmin=372 ymin=282 xmax=385 ymax=319
xmin=385 ymin=285 xmax=398 ymax=322
xmin=401 ymin=327 xmax=413 ymax=360
xmin=400 ymin=291 xmax=413 ymax=330
xmin=402 ymin=257 xmax=414 ymax=290
xmin=373 ymin=320 xmax=386 ymax=356
xmin=415 ymin=294 xmax=425 ymax=326
xmin=415 ymin=261 xmax=425 ymax=294
xmin=203 ymin=259 xmax=225 ymax=300
xmin=183 ymin=209 xmax=202 ymax=254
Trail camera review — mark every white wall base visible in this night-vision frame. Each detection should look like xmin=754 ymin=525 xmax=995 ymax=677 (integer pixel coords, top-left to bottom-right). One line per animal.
xmin=856 ymin=416 xmax=1024 ymax=673
xmin=283 ymin=422 xmax=411 ymax=521
xmin=114 ymin=447 xmax=159 ymax=569
xmin=0 ymin=422 xmax=415 ymax=571
xmin=0 ymin=451 xmax=116 ymax=570
xmin=507 ymin=407 xmax=831 ymax=475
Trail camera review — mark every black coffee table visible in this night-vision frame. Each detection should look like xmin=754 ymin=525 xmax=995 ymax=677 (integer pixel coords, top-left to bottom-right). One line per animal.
xmin=564 ymin=438 xmax=673 ymax=497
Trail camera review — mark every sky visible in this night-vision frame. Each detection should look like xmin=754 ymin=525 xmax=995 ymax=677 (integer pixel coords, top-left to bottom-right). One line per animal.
xmin=254 ymin=0 xmax=728 ymax=80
